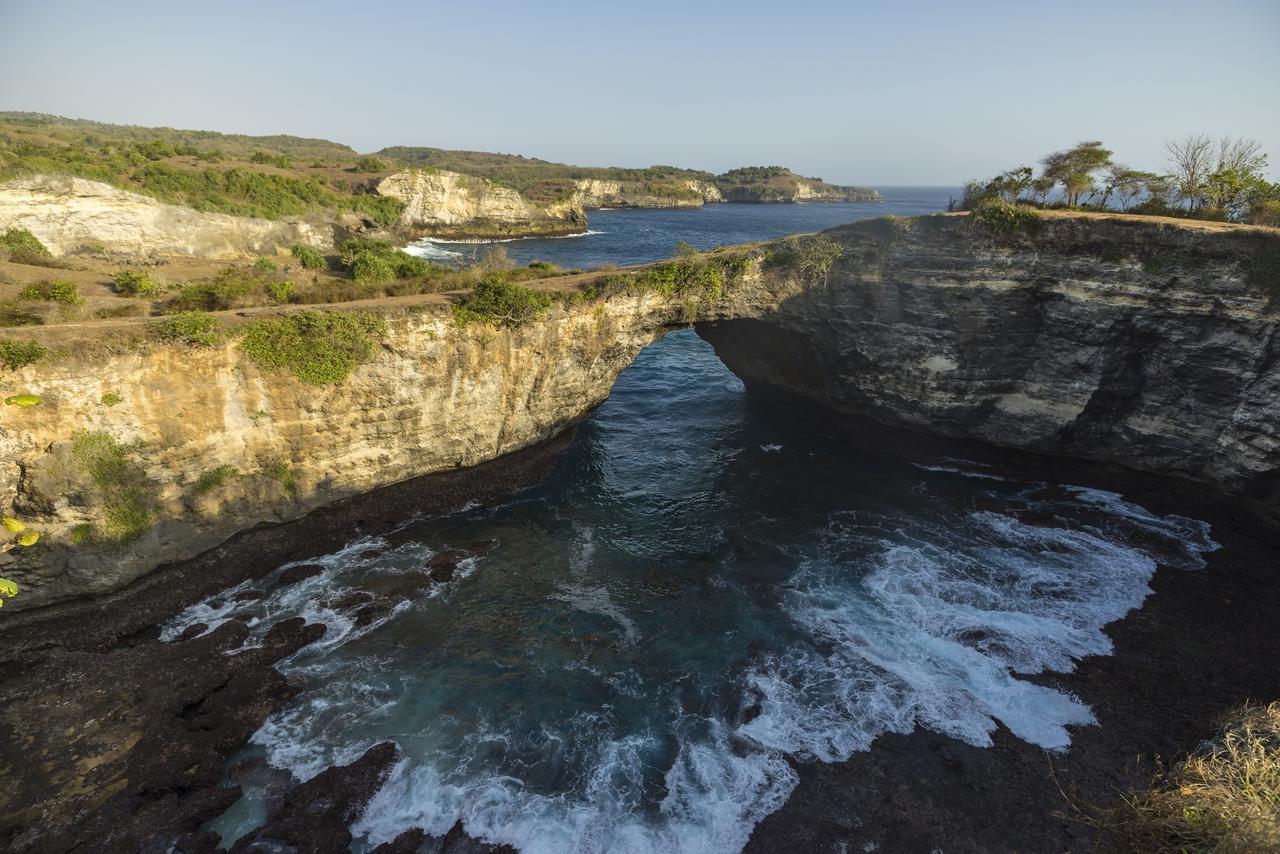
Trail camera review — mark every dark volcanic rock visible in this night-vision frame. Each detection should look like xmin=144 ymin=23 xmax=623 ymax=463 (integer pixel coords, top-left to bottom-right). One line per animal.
xmin=231 ymin=741 xmax=399 ymax=853
xmin=425 ymin=549 xmax=469 ymax=583
xmin=0 ymin=433 xmax=576 ymax=852
xmin=278 ymin=563 xmax=325 ymax=586
xmin=0 ymin=617 xmax=324 ymax=853
xmin=371 ymin=820 xmax=518 ymax=853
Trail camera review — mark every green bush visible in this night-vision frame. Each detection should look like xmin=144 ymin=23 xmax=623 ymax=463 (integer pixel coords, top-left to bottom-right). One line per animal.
xmin=19 ymin=279 xmax=83 ymax=305
xmin=970 ymin=199 xmax=1041 ymax=234
xmin=253 ymin=256 xmax=279 ymax=273
xmin=0 ymin=227 xmax=53 ymax=265
xmin=350 ymin=249 xmax=397 ymax=284
xmin=112 ymin=270 xmax=167 ymax=297
xmin=70 ymin=430 xmax=153 ymax=544
xmin=352 ymin=156 xmax=387 ymax=173
xmin=453 ymin=276 xmax=555 ymax=328
xmin=101 ymin=392 xmax=123 ymax=406
xmin=291 ymin=243 xmax=327 ymax=271
xmin=265 ymin=280 xmax=296 ymax=304
xmin=0 ymin=338 xmax=45 ymax=369
xmin=193 ymin=464 xmax=238 ymax=495
xmin=340 ymin=238 xmax=430 ymax=282
xmin=152 ymin=311 xmax=221 ymax=347
xmin=239 ymin=310 xmax=386 ymax=384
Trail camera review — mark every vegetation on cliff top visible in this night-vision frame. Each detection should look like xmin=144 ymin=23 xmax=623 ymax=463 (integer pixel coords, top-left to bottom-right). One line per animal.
xmin=453 ymin=276 xmax=555 ymax=328
xmin=959 ymin=136 xmax=1278 ymax=226
xmin=0 ymin=114 xmax=403 ymax=225
xmin=238 ymin=310 xmax=387 ymax=384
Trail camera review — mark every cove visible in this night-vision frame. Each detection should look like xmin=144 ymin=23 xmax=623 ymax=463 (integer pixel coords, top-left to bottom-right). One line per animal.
xmin=167 ymin=330 xmax=1218 ymax=852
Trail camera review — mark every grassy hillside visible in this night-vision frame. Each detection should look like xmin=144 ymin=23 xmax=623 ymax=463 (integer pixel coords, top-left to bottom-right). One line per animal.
xmin=0 ymin=114 xmax=878 ymax=221
xmin=0 ymin=113 xmax=403 ymax=225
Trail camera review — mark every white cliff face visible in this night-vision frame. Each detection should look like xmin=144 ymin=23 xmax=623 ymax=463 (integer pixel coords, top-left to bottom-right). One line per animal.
xmin=0 ymin=175 xmax=332 ymax=258
xmin=571 ymin=178 xmax=722 ymax=209
xmin=377 ymin=170 xmax=586 ymax=238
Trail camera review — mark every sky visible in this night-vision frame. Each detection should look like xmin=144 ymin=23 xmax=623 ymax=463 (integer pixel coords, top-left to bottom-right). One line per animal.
xmin=2 ymin=0 xmax=1277 ymax=185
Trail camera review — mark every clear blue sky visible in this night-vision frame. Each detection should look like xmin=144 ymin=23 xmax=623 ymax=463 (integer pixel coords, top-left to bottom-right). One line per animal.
xmin=2 ymin=0 xmax=1276 ymax=185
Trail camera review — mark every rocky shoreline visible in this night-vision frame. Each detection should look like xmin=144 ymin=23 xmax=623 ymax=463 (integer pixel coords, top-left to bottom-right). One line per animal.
xmin=3 ymin=412 xmax=1277 ymax=853
xmin=0 ymin=432 xmax=574 ymax=853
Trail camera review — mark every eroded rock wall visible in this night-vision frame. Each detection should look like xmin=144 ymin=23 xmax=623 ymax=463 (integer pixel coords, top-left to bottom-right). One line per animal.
xmin=0 ymin=295 xmax=674 ymax=609
xmin=702 ymin=213 xmax=1280 ymax=507
xmin=0 ymin=175 xmax=333 ymax=259
xmin=377 ymin=169 xmax=587 ymax=239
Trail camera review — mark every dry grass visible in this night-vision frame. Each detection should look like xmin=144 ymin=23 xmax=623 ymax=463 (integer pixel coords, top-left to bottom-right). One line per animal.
xmin=1103 ymin=702 xmax=1280 ymax=852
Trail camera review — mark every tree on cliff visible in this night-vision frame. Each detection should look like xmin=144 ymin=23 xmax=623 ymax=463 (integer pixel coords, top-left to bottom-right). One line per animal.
xmin=1042 ymin=142 xmax=1113 ymax=207
xmin=1165 ymin=134 xmax=1215 ymax=211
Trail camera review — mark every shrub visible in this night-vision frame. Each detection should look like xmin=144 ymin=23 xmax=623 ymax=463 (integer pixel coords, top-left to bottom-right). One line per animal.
xmin=265 ymin=280 xmax=296 ymax=304
xmin=193 ymin=464 xmax=238 ymax=495
xmin=340 ymin=238 xmax=430 ymax=282
xmin=970 ymin=198 xmax=1041 ymax=234
xmin=19 ymin=279 xmax=83 ymax=305
xmin=239 ymin=310 xmax=386 ymax=384
xmin=526 ymin=260 xmax=559 ymax=272
xmin=253 ymin=256 xmax=279 ymax=273
xmin=0 ymin=338 xmax=45 ymax=369
xmin=291 ymin=243 xmax=327 ymax=271
xmin=352 ymin=156 xmax=387 ymax=173
xmin=453 ymin=276 xmax=554 ymax=328
xmin=101 ymin=392 xmax=123 ymax=407
xmin=152 ymin=311 xmax=221 ymax=347
xmin=0 ymin=302 xmax=42 ymax=327
xmin=350 ymin=249 xmax=397 ymax=284
xmin=70 ymin=430 xmax=153 ymax=544
xmin=166 ymin=267 xmax=280 ymax=311
xmin=112 ymin=270 xmax=166 ymax=297
xmin=1102 ymin=701 xmax=1280 ymax=852
xmin=1251 ymin=199 xmax=1280 ymax=228
xmin=0 ymin=227 xmax=53 ymax=265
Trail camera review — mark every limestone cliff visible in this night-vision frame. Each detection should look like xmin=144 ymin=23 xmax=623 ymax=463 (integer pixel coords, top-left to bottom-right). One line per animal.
xmin=571 ymin=178 xmax=723 ymax=209
xmin=2 ymin=211 xmax=1277 ymax=613
xmin=377 ymin=169 xmax=587 ymax=239
xmin=0 ymin=175 xmax=334 ymax=259
xmin=0 ymin=294 xmax=673 ymax=609
xmin=701 ymin=213 xmax=1280 ymax=508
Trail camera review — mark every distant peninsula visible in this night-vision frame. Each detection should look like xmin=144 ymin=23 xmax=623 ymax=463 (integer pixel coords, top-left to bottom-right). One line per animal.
xmin=0 ymin=113 xmax=881 ymax=251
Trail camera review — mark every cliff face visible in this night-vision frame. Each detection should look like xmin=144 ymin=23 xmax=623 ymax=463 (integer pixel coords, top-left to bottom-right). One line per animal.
xmin=701 ymin=213 xmax=1280 ymax=506
xmin=377 ymin=169 xmax=587 ymax=239
xmin=0 ymin=294 xmax=674 ymax=610
xmin=571 ymin=178 xmax=723 ymax=209
xmin=0 ymin=175 xmax=334 ymax=259
xmin=2 ymin=212 xmax=1276 ymax=613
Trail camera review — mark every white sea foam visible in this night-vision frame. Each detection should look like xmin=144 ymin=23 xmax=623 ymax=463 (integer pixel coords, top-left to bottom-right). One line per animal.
xmin=759 ymin=444 xmax=784 ymax=453
xmin=738 ymin=499 xmax=1213 ymax=761
xmin=186 ymin=475 xmax=1218 ymax=854
xmin=352 ymin=717 xmax=796 ymax=854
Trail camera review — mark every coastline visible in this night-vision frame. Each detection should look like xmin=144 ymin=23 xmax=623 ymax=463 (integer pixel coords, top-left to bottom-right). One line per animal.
xmin=4 ymin=415 xmax=1277 ymax=851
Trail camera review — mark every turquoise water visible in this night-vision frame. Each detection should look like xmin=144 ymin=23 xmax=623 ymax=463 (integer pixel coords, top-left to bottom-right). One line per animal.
xmin=169 ymin=327 xmax=1217 ymax=852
